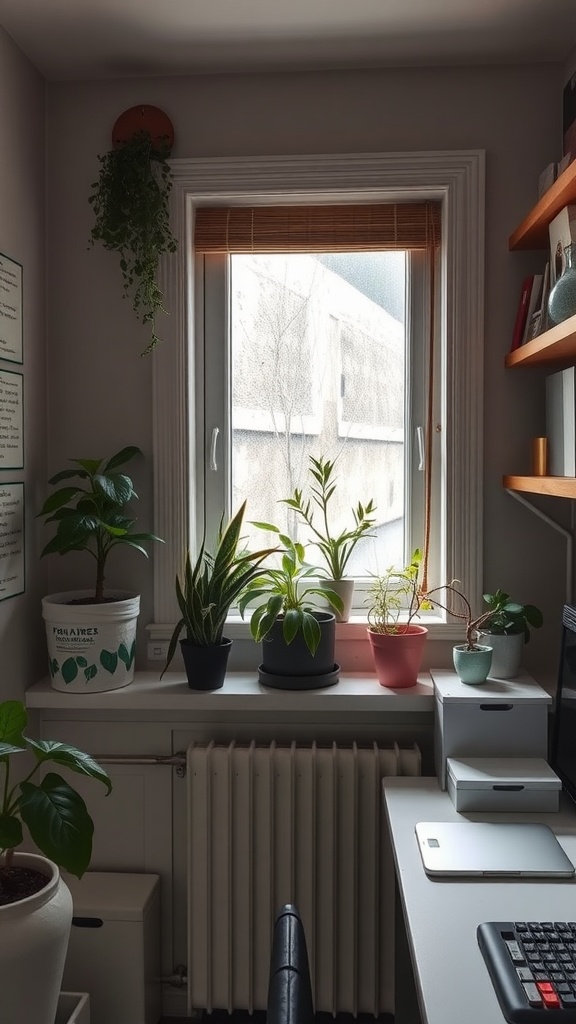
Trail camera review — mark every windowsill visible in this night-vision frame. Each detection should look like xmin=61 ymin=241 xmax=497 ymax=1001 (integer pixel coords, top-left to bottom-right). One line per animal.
xmin=147 ymin=615 xmax=464 ymax=644
xmin=26 ymin=671 xmax=435 ymax=711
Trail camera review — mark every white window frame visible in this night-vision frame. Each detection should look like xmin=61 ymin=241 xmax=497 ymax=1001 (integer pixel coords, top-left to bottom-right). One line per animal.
xmin=148 ymin=150 xmax=485 ymax=644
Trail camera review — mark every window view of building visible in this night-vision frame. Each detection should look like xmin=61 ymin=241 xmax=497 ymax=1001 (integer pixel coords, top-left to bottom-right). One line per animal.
xmin=230 ymin=251 xmax=407 ymax=576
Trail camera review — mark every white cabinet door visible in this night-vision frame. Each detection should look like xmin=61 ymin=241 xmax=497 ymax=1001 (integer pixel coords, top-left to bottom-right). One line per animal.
xmin=37 ymin=719 xmax=175 ymax=977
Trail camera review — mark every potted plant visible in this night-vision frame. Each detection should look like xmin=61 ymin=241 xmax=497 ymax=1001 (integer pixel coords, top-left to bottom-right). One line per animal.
xmin=38 ymin=445 xmax=163 ymax=693
xmin=365 ymin=549 xmax=429 ymax=688
xmin=478 ymin=589 xmax=544 ymax=678
xmin=238 ymin=526 xmax=343 ymax=689
xmin=281 ymin=454 xmax=376 ymax=621
xmin=0 ymin=699 xmax=111 ymax=1024
xmin=421 ymin=580 xmax=495 ymax=685
xmin=89 ymin=118 xmax=177 ymax=354
xmin=162 ymin=502 xmax=277 ymax=690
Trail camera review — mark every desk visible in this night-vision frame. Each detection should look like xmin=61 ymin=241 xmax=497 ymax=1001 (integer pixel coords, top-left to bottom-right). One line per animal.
xmin=383 ymin=777 xmax=576 ymax=1024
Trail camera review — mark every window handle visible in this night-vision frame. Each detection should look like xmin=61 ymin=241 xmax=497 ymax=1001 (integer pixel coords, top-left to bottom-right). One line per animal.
xmin=210 ymin=427 xmax=220 ymax=471
xmin=416 ymin=426 xmax=425 ymax=471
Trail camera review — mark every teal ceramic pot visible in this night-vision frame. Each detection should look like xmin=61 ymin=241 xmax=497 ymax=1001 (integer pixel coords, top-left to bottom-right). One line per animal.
xmin=452 ymin=644 xmax=493 ymax=685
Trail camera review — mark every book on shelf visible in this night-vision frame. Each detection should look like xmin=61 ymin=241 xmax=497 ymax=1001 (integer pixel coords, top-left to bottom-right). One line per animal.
xmin=520 ymin=273 xmax=543 ymax=345
xmin=564 ymin=69 xmax=576 ymax=168
xmin=524 ymin=263 xmax=550 ymax=343
xmin=549 ymin=205 xmax=576 ymax=287
xmin=546 ymin=367 xmax=576 ymax=476
xmin=510 ymin=275 xmax=534 ymax=351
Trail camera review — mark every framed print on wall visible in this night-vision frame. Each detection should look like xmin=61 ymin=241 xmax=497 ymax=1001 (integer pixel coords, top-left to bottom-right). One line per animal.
xmin=0 ymin=369 xmax=23 ymax=469
xmin=0 ymin=482 xmax=24 ymax=600
xmin=0 ymin=252 xmax=23 ymax=364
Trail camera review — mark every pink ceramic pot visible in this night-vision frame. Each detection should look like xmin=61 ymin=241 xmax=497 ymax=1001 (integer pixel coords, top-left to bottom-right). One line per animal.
xmin=367 ymin=624 xmax=428 ymax=688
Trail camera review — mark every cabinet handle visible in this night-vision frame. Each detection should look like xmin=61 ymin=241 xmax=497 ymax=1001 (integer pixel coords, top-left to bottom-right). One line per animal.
xmin=479 ymin=703 xmax=513 ymax=711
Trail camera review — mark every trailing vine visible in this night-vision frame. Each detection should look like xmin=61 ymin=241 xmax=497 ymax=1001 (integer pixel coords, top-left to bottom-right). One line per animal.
xmin=89 ymin=131 xmax=177 ymax=354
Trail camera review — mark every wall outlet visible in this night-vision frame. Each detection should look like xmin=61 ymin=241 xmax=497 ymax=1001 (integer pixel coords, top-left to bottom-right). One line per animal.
xmin=147 ymin=641 xmax=169 ymax=661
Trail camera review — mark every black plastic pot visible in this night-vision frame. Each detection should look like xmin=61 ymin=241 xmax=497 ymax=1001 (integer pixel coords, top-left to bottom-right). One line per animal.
xmin=180 ymin=637 xmax=232 ymax=691
xmin=259 ymin=612 xmax=339 ymax=690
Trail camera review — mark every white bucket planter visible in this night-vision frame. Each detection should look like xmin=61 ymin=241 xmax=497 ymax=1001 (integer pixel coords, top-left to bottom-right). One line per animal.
xmin=42 ymin=590 xmax=140 ymax=692
xmin=0 ymin=853 xmax=73 ymax=1024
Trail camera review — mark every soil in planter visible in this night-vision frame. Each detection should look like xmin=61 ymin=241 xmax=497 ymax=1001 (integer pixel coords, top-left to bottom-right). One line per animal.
xmin=68 ymin=596 xmax=125 ymax=605
xmin=0 ymin=866 xmax=49 ymax=905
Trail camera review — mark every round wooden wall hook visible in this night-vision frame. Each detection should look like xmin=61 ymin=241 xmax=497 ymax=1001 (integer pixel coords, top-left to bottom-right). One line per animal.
xmin=111 ymin=105 xmax=175 ymax=152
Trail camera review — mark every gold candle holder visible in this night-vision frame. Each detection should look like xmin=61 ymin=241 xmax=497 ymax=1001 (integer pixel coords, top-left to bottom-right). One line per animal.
xmin=532 ymin=437 xmax=548 ymax=476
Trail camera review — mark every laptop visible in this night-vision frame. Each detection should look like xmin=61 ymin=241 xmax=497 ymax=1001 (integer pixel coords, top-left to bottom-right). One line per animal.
xmin=415 ymin=821 xmax=575 ymax=878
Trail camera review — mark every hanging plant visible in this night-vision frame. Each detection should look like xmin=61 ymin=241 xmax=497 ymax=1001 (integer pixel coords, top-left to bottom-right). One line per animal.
xmin=89 ymin=122 xmax=177 ymax=354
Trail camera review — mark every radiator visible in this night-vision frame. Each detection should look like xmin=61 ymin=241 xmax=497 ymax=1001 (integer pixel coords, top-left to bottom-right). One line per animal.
xmin=187 ymin=740 xmax=421 ymax=1017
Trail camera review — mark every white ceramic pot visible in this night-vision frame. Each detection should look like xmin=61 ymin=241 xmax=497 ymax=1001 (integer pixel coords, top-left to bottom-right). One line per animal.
xmin=42 ymin=590 xmax=140 ymax=692
xmin=0 ymin=853 xmax=73 ymax=1024
xmin=478 ymin=631 xmax=524 ymax=679
xmin=319 ymin=578 xmax=355 ymax=622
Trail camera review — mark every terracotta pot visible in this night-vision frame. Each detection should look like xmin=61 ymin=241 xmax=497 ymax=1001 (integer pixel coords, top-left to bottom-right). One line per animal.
xmin=0 ymin=853 xmax=73 ymax=1024
xmin=367 ymin=624 xmax=428 ymax=688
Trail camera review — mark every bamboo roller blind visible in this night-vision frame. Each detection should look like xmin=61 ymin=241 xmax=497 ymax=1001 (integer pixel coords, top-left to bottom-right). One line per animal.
xmin=194 ymin=201 xmax=441 ymax=254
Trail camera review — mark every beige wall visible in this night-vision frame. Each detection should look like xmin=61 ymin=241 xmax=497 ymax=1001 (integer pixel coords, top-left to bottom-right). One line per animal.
xmin=0 ymin=26 xmax=47 ymax=699
xmin=43 ymin=64 xmax=569 ymax=685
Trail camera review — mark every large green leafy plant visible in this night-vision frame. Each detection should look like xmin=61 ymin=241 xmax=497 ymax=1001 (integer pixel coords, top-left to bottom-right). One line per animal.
xmin=481 ymin=589 xmax=543 ymax=643
xmin=163 ymin=502 xmax=277 ymax=672
xmin=38 ymin=445 xmax=163 ymax=602
xmin=89 ymin=131 xmax=177 ymax=354
xmin=239 ymin=527 xmax=344 ymax=656
xmin=282 ymin=455 xmax=376 ymax=579
xmin=0 ymin=700 xmax=111 ymax=878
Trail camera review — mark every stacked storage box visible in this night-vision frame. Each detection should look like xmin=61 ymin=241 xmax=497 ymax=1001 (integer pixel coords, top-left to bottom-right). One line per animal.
xmin=430 ymin=669 xmax=560 ymax=812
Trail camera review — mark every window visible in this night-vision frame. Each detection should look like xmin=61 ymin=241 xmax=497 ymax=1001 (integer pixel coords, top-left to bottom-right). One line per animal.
xmin=148 ymin=151 xmax=485 ymax=647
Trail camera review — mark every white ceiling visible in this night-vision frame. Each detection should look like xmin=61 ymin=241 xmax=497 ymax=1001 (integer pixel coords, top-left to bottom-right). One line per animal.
xmin=0 ymin=0 xmax=575 ymax=81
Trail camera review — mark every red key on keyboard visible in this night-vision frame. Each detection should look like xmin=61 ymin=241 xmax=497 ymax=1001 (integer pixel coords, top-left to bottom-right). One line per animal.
xmin=536 ymin=982 xmax=561 ymax=1008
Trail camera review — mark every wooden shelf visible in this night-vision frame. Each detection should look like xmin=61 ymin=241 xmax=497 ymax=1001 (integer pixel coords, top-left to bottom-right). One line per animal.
xmin=505 ymin=313 xmax=576 ymax=367
xmin=509 ymin=159 xmax=576 ymax=250
xmin=504 ymin=475 xmax=576 ymax=498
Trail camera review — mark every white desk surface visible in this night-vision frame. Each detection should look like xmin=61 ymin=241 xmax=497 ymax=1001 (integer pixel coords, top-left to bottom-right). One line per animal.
xmin=383 ymin=777 xmax=576 ymax=1024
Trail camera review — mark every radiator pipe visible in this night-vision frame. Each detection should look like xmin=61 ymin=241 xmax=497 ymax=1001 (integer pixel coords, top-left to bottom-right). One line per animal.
xmin=94 ymin=752 xmax=187 ymax=777
xmin=161 ymin=965 xmax=188 ymax=988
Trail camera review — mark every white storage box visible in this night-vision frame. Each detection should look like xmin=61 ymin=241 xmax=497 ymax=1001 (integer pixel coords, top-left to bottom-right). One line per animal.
xmin=56 ymin=993 xmax=90 ymax=1024
xmin=431 ymin=669 xmax=551 ymax=788
xmin=61 ymin=872 xmax=161 ymax=1024
xmin=447 ymin=757 xmax=562 ymax=812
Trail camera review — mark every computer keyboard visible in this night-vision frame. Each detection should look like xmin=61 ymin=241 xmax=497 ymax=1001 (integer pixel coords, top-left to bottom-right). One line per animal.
xmin=478 ymin=921 xmax=576 ymax=1022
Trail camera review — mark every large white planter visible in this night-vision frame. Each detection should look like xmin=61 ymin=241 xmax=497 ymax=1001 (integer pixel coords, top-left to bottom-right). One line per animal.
xmin=42 ymin=590 xmax=140 ymax=692
xmin=478 ymin=631 xmax=524 ymax=679
xmin=0 ymin=853 xmax=73 ymax=1024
